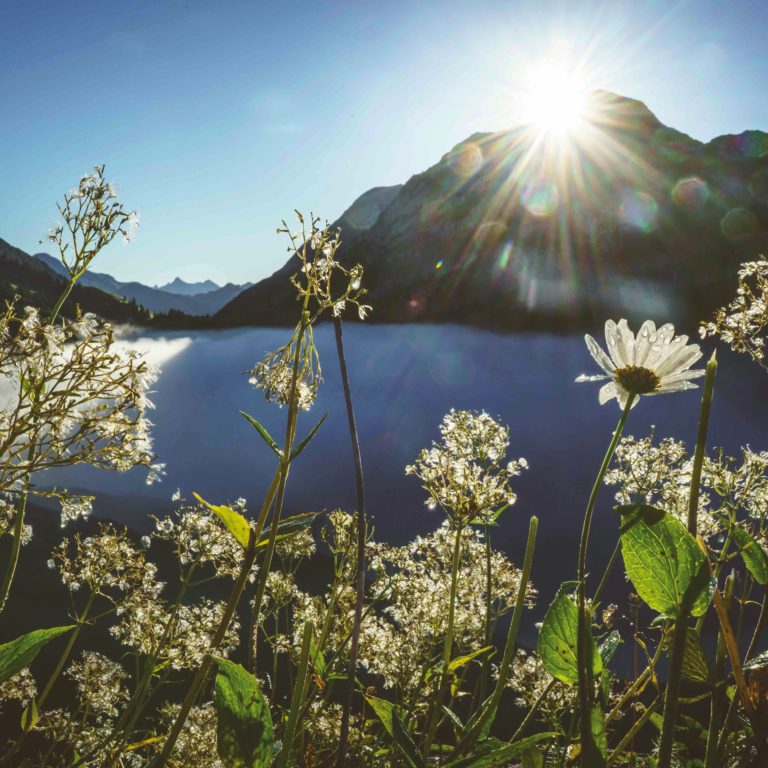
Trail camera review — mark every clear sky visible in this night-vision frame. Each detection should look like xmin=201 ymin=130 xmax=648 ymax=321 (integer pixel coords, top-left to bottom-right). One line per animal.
xmin=2 ymin=0 xmax=768 ymax=286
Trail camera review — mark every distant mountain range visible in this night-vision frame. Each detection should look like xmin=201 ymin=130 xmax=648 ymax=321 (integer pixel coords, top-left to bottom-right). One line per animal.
xmin=34 ymin=253 xmax=251 ymax=315
xmin=4 ymin=90 xmax=768 ymax=332
xmin=214 ymin=90 xmax=768 ymax=332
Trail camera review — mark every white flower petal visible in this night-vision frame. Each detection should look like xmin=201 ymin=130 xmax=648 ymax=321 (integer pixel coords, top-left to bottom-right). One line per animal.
xmin=598 ymin=381 xmax=618 ymax=404
xmin=584 ymin=334 xmax=615 ymax=375
xmin=633 ymin=320 xmax=657 ymax=366
xmin=659 ymin=368 xmax=707 ymax=385
xmin=655 ymin=342 xmax=702 ymax=377
xmin=576 ymin=373 xmax=611 ymax=383
xmin=615 ymin=319 xmax=637 ymax=367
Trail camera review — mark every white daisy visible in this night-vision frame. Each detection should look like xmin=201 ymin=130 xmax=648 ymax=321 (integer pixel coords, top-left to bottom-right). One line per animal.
xmin=576 ymin=319 xmax=705 ymax=409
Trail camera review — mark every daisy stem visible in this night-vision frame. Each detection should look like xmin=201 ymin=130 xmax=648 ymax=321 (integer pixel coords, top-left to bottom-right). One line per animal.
xmin=576 ymin=394 xmax=635 ymax=767
xmin=657 ymin=352 xmax=717 ymax=768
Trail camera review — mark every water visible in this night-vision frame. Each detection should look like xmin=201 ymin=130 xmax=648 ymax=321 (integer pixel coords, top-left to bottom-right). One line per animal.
xmin=42 ymin=323 xmax=768 ymax=624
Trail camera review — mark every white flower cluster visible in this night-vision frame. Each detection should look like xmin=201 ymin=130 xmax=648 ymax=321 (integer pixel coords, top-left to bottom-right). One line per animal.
xmin=66 ymin=651 xmax=128 ymax=718
xmin=153 ymin=500 xmax=256 ymax=581
xmin=156 ymin=702 xmax=223 ymax=768
xmin=359 ymin=520 xmax=535 ymax=700
xmin=0 ymin=497 xmax=32 ymax=544
xmin=406 ymin=409 xmax=527 ymax=522
xmin=701 ymin=259 xmax=768 ymax=370
xmin=0 ymin=668 xmax=37 ymax=709
xmin=248 ymin=340 xmax=319 ymax=411
xmin=50 ymin=524 xmax=156 ymax=596
xmin=111 ymin=594 xmax=239 ymax=670
xmin=0 ymin=305 xmax=164 ymax=508
xmin=45 ymin=165 xmax=140 ymax=276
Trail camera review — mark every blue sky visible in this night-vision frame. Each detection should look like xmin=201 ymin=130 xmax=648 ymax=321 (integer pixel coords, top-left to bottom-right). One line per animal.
xmin=2 ymin=0 xmax=768 ymax=285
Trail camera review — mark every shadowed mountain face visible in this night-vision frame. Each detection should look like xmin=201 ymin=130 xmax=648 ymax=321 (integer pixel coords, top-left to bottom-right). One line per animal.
xmin=0 ymin=238 xmax=152 ymax=323
xmin=215 ymin=91 xmax=768 ymax=331
xmin=34 ymin=253 xmax=251 ymax=315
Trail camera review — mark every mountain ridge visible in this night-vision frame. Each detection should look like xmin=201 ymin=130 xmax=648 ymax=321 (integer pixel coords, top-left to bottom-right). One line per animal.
xmin=213 ymin=90 xmax=768 ymax=332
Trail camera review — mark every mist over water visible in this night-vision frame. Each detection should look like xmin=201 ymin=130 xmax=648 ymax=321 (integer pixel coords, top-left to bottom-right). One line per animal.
xmin=42 ymin=323 xmax=768 ymax=640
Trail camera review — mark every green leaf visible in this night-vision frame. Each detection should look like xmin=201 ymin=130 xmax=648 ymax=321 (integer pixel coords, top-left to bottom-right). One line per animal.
xmin=678 ymin=628 xmax=713 ymax=684
xmin=522 ymin=746 xmax=544 ymax=768
xmin=447 ymin=646 xmax=494 ymax=674
xmin=0 ymin=625 xmax=73 ymax=685
xmin=537 ymin=586 xmax=601 ymax=686
xmin=365 ymin=695 xmax=394 ymax=737
xmin=258 ymin=512 xmax=318 ymax=550
xmin=588 ymin=705 xmax=607 ymax=764
xmin=212 ymin=657 xmax=274 ymax=768
xmin=195 ymin=493 xmax=252 ymax=550
xmin=731 ymin=526 xmax=768 ymax=585
xmin=290 ymin=412 xmax=328 ymax=461
xmin=21 ymin=698 xmax=38 ymax=732
xmin=392 ymin=709 xmax=424 ymax=768
xmin=618 ymin=504 xmax=711 ymax=617
xmin=598 ymin=630 xmax=622 ymax=665
xmin=443 ymin=733 xmax=557 ymax=768
xmin=240 ymin=411 xmax=281 ymax=457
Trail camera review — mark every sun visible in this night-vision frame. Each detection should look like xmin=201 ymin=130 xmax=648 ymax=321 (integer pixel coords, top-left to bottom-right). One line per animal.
xmin=519 ymin=59 xmax=588 ymax=136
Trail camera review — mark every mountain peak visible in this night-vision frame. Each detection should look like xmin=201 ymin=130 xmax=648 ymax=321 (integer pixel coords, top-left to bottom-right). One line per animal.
xmin=157 ymin=277 xmax=221 ymax=296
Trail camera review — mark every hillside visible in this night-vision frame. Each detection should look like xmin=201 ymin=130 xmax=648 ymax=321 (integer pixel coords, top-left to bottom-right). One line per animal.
xmin=0 ymin=238 xmax=152 ymax=323
xmin=215 ymin=91 xmax=768 ymax=331
xmin=34 ymin=253 xmax=251 ymax=315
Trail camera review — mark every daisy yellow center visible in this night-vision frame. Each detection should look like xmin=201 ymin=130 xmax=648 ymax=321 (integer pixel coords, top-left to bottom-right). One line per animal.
xmin=613 ymin=365 xmax=661 ymax=394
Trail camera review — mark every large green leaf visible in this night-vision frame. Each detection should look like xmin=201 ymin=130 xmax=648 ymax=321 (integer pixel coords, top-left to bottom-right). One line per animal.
xmin=195 ymin=493 xmax=252 ymax=550
xmin=618 ymin=505 xmax=711 ymax=617
xmin=0 ymin=625 xmax=73 ymax=685
xmin=213 ymin=657 xmax=275 ymax=768
xmin=447 ymin=646 xmax=494 ymax=674
xmin=365 ymin=695 xmax=394 ymax=736
xmin=731 ymin=526 xmax=768 ymax=585
xmin=443 ymin=733 xmax=557 ymax=768
xmin=392 ymin=709 xmax=424 ymax=768
xmin=676 ymin=628 xmax=712 ymax=684
xmin=537 ymin=586 xmax=601 ymax=685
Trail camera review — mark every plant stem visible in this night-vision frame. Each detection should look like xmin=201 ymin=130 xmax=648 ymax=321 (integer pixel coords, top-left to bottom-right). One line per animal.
xmin=249 ymin=308 xmax=311 ymax=669
xmin=151 ymin=528 xmax=259 ymax=768
xmin=449 ymin=516 xmax=538 ymax=759
xmin=333 ymin=315 xmax=367 ymax=768
xmin=577 ymin=395 xmax=634 ymax=767
xmin=423 ymin=519 xmax=465 ymax=758
xmin=275 ymin=620 xmax=314 ymax=768
xmin=606 ymin=697 xmax=660 ymax=766
xmin=0 ymin=479 xmax=30 ymax=614
xmin=657 ymin=353 xmax=717 ymax=768
xmin=687 ymin=352 xmax=717 ymax=535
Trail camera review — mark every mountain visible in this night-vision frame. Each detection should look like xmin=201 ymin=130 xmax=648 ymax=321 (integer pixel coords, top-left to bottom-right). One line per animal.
xmin=34 ymin=253 xmax=251 ymax=315
xmin=214 ymin=91 xmax=768 ymax=332
xmin=157 ymin=277 xmax=221 ymax=295
xmin=0 ymin=238 xmax=151 ymax=323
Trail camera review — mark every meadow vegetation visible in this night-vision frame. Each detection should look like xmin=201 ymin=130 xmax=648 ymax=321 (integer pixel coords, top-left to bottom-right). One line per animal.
xmin=1 ymin=168 xmax=768 ymax=767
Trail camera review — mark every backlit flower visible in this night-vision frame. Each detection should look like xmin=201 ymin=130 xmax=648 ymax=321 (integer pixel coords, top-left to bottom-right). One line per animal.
xmin=576 ymin=319 xmax=705 ymax=408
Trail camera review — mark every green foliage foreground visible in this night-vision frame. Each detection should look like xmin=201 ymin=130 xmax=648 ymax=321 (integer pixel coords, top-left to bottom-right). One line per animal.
xmin=1 ymin=168 xmax=768 ymax=767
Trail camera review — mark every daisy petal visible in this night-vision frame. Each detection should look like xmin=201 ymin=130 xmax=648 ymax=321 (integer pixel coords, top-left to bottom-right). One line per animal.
xmin=633 ymin=320 xmax=657 ymax=366
xmin=576 ymin=373 xmax=611 ymax=383
xmin=598 ymin=381 xmax=618 ymax=404
xmin=655 ymin=343 xmax=702 ymax=377
xmin=584 ymin=334 xmax=615 ymax=375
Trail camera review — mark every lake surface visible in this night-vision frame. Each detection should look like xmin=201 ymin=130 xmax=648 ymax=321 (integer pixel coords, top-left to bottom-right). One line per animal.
xmin=43 ymin=323 xmax=768 ymax=628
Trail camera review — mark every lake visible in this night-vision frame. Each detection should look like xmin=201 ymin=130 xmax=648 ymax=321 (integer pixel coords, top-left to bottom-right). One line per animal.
xmin=41 ymin=322 xmax=768 ymax=634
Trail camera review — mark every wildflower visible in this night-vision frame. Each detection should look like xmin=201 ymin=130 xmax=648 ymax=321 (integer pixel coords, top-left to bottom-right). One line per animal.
xmin=405 ymin=409 xmax=526 ymax=522
xmin=701 ymin=258 xmax=768 ymax=370
xmin=576 ymin=319 xmax=705 ymax=408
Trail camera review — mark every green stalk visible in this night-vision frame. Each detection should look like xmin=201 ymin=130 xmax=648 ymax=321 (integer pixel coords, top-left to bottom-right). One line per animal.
xmin=449 ymin=517 xmax=537 ymax=759
xmin=657 ymin=353 xmax=717 ymax=768
xmin=151 ymin=528 xmax=259 ymax=768
xmin=275 ymin=620 xmax=314 ymax=768
xmin=333 ymin=314 xmax=367 ymax=768
xmin=606 ymin=697 xmax=661 ymax=766
xmin=249 ymin=306 xmax=311 ymax=669
xmin=704 ymin=574 xmax=733 ymax=768
xmin=576 ymin=395 xmax=635 ymax=767
xmin=423 ymin=519 xmax=465 ymax=758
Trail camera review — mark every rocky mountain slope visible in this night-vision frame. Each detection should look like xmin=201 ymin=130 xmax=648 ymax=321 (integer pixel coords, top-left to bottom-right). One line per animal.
xmin=157 ymin=277 xmax=220 ymax=295
xmin=215 ymin=91 xmax=768 ymax=331
xmin=34 ymin=253 xmax=251 ymax=315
